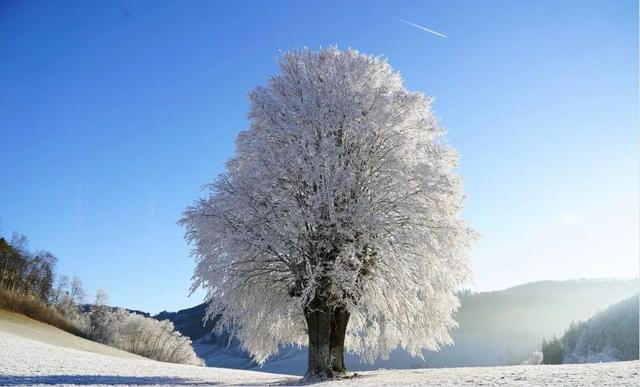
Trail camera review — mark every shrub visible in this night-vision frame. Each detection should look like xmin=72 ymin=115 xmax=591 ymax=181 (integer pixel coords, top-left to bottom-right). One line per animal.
xmin=114 ymin=311 xmax=203 ymax=365
xmin=85 ymin=306 xmax=203 ymax=365
xmin=521 ymin=351 xmax=543 ymax=365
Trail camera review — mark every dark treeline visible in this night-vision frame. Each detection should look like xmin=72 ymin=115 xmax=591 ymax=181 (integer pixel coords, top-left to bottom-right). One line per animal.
xmin=0 ymin=233 xmax=56 ymax=302
xmin=0 ymin=231 xmax=87 ymax=336
xmin=0 ymin=231 xmax=88 ymax=324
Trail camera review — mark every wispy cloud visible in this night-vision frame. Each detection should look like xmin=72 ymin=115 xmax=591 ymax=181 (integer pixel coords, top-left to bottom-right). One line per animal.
xmin=395 ymin=17 xmax=447 ymax=38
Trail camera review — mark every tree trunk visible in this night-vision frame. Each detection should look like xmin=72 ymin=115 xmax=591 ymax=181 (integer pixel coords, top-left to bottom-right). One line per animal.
xmin=304 ymin=305 xmax=351 ymax=380
xmin=330 ymin=306 xmax=350 ymax=374
xmin=305 ymin=308 xmax=332 ymax=380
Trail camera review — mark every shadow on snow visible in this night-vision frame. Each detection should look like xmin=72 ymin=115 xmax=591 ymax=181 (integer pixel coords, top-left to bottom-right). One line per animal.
xmin=0 ymin=375 xmax=220 ymax=385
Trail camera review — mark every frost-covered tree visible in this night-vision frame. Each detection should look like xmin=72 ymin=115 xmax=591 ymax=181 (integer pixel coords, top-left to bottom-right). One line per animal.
xmin=51 ymin=274 xmax=69 ymax=305
xmin=56 ymin=293 xmax=89 ymax=333
xmin=181 ymin=48 xmax=474 ymax=379
xmin=88 ymin=289 xmax=115 ymax=343
xmin=69 ymin=276 xmax=86 ymax=305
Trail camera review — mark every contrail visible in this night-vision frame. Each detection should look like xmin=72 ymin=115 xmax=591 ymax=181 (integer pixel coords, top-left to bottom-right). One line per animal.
xmin=395 ymin=17 xmax=447 ymax=38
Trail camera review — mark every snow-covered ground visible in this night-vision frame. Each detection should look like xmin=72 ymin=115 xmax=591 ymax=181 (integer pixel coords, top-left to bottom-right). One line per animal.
xmin=0 ymin=329 xmax=296 ymax=385
xmin=2 ymin=330 xmax=639 ymax=386
xmin=1 ymin=311 xmax=638 ymax=385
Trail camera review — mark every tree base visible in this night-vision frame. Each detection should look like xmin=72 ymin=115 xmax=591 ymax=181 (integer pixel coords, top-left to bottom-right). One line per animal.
xmin=304 ymin=304 xmax=351 ymax=383
xmin=301 ymin=371 xmax=358 ymax=383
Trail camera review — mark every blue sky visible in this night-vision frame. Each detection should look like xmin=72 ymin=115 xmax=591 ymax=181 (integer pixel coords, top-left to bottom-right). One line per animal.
xmin=0 ymin=0 xmax=637 ymax=314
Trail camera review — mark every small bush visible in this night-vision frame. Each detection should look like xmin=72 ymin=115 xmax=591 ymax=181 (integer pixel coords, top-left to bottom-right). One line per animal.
xmin=0 ymin=286 xmax=85 ymax=337
xmin=521 ymin=351 xmax=543 ymax=365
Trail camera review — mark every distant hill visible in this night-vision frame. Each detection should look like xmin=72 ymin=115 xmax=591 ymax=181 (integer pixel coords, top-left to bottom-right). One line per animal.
xmin=155 ymin=303 xmax=214 ymax=340
xmin=153 ymin=278 xmax=639 ymax=375
xmin=80 ymin=304 xmax=150 ymax=318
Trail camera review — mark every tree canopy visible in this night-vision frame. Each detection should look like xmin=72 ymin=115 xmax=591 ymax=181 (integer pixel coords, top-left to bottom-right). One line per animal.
xmin=181 ymin=48 xmax=474 ymax=377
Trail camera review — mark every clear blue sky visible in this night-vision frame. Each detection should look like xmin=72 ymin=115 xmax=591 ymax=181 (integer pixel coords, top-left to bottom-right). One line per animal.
xmin=1 ymin=0 xmax=637 ymax=314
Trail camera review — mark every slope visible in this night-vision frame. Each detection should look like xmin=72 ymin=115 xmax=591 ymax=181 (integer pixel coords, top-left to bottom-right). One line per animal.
xmin=0 ymin=309 xmax=139 ymax=359
xmin=0 ymin=309 xmax=295 ymax=385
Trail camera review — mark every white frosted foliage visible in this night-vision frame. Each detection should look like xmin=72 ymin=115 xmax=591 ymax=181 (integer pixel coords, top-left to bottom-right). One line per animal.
xmin=181 ymin=47 xmax=474 ymax=365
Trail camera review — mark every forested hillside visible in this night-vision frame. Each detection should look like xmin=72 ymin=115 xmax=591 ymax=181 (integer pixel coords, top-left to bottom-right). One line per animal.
xmin=444 ymin=279 xmax=640 ymax=366
xmin=542 ymin=293 xmax=639 ymax=364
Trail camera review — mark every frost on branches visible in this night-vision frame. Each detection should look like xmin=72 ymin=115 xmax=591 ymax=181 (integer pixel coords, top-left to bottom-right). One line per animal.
xmin=181 ymin=47 xmax=474 ymax=379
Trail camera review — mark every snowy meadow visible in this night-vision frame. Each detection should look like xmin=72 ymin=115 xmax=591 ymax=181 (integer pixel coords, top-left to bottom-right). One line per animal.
xmin=1 ymin=325 xmax=638 ymax=386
